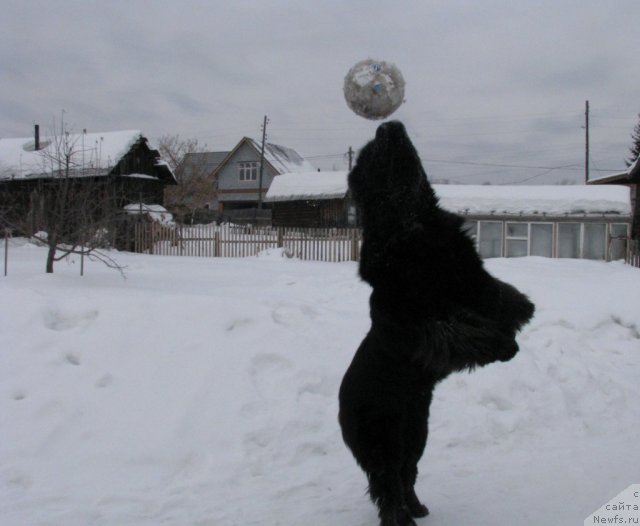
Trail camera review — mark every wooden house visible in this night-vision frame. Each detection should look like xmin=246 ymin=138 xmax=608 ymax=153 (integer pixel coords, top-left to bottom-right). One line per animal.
xmin=0 ymin=129 xmax=175 ymax=225
xmin=265 ymin=170 xmax=633 ymax=261
xmin=587 ymin=156 xmax=639 ymax=241
xmin=265 ymin=171 xmax=356 ymax=228
xmin=210 ymin=137 xmax=315 ymax=220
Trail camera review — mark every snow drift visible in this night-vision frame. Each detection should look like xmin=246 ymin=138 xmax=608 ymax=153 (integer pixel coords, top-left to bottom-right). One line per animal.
xmin=1 ymin=240 xmax=639 ymax=525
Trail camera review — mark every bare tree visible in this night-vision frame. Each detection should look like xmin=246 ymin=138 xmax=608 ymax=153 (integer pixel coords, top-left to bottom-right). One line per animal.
xmin=158 ymin=134 xmax=218 ymax=222
xmin=5 ymin=126 xmax=126 ymax=274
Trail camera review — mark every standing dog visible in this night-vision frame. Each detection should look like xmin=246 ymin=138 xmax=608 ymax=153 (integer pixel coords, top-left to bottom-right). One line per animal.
xmin=338 ymin=121 xmax=535 ymax=526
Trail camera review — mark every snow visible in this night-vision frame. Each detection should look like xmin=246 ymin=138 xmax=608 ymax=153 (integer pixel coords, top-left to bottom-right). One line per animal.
xmin=266 ymin=171 xmax=349 ymax=202
xmin=246 ymin=139 xmax=316 ymax=175
xmin=0 ymin=130 xmax=143 ymax=180
xmin=588 ymin=155 xmax=639 ymax=184
xmin=435 ymin=183 xmax=630 ymax=216
xmin=1 ymin=241 xmax=639 ymax=525
xmin=266 ymin=171 xmax=631 ymax=216
xmin=124 ymin=203 xmax=174 ymax=225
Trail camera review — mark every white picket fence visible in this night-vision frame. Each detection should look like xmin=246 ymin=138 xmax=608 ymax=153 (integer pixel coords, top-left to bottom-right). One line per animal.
xmin=134 ymin=223 xmax=362 ymax=262
xmin=133 ymin=223 xmax=640 ymax=267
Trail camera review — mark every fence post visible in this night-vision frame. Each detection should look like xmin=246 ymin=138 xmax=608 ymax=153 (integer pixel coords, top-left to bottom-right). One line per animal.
xmin=150 ymin=223 xmax=155 ymax=255
xmin=80 ymin=237 xmax=84 ymax=277
xmin=4 ymin=228 xmax=10 ymax=277
xmin=350 ymin=229 xmax=358 ymax=261
xmin=277 ymin=227 xmax=284 ymax=248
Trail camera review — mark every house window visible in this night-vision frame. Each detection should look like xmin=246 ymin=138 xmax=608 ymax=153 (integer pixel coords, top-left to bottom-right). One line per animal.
xmin=558 ymin=223 xmax=581 ymax=258
xmin=347 ymin=204 xmax=357 ymax=227
xmin=530 ymin=223 xmax=553 ymax=257
xmin=557 ymin=222 xmax=608 ymax=260
xmin=609 ymin=223 xmax=628 ymax=260
xmin=505 ymin=223 xmax=528 ymax=257
xmin=238 ymin=162 xmax=258 ymax=182
xmin=505 ymin=222 xmax=553 ymax=258
xmin=583 ymin=223 xmax=606 ymax=260
xmin=478 ymin=221 xmax=503 ymax=258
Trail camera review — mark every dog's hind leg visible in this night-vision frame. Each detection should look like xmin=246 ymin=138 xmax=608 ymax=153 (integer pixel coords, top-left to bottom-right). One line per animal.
xmin=400 ymin=397 xmax=430 ymax=518
xmin=361 ymin=443 xmax=415 ymax=526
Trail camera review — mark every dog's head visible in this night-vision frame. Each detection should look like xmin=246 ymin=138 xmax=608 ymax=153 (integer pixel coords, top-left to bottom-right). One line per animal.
xmin=348 ymin=121 xmax=436 ymax=210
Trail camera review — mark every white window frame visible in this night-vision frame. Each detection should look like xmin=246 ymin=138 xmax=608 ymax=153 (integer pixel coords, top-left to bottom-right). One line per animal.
xmin=505 ymin=222 xmax=554 ymax=258
xmin=609 ymin=223 xmax=629 ymax=261
xmin=505 ymin=222 xmax=529 ymax=258
xmin=556 ymin=222 xmax=611 ymax=260
xmin=477 ymin=221 xmax=504 ymax=258
xmin=238 ymin=161 xmax=258 ymax=182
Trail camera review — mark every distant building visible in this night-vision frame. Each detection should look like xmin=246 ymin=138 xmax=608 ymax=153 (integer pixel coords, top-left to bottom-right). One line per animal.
xmin=266 ymin=171 xmax=356 ymax=228
xmin=266 ymin=170 xmax=632 ymax=261
xmin=0 ymin=128 xmax=175 ymax=232
xmin=210 ymin=137 xmax=315 ymax=220
xmin=587 ymin=156 xmax=639 ymax=241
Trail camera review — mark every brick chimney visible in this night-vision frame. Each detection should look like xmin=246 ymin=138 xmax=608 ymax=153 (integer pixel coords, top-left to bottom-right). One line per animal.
xmin=34 ymin=124 xmax=40 ymax=151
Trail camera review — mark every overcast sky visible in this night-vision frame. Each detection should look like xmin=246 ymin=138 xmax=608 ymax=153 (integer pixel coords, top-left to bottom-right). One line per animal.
xmin=2 ymin=0 xmax=639 ymax=184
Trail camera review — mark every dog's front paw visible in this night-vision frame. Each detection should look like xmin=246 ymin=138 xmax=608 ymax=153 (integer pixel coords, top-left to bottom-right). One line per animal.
xmin=497 ymin=339 xmax=519 ymax=362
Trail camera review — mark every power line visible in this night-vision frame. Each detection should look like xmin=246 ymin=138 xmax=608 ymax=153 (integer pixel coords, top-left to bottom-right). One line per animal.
xmin=420 ymin=158 xmax=583 ymax=171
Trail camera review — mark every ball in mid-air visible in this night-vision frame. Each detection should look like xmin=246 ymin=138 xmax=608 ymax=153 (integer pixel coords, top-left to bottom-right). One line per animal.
xmin=343 ymin=59 xmax=405 ymax=120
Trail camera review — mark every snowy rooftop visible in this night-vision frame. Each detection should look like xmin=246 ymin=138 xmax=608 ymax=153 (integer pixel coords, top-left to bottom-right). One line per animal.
xmin=266 ymin=171 xmax=631 ymax=217
xmin=0 ymin=130 xmax=144 ymax=180
xmin=588 ymin=155 xmax=639 ymax=184
xmin=266 ymin=171 xmax=349 ymax=202
xmin=435 ymin=184 xmax=630 ymax=216
xmin=247 ymin=138 xmax=316 ymax=174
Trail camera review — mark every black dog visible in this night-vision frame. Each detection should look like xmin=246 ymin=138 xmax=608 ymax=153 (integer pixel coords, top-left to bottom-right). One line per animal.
xmin=338 ymin=121 xmax=535 ymax=526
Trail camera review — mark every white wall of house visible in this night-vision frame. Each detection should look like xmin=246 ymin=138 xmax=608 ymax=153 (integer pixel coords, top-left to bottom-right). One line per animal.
xmin=217 ymin=142 xmax=278 ymax=208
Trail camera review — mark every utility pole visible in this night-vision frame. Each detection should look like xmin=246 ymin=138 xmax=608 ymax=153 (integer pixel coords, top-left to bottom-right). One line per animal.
xmin=347 ymin=146 xmax=354 ymax=170
xmin=257 ymin=115 xmax=268 ymax=209
xmin=585 ymin=100 xmax=590 ymax=184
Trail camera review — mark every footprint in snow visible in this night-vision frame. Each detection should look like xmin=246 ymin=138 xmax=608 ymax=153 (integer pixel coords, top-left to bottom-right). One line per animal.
xmin=225 ymin=318 xmax=253 ymax=332
xmin=249 ymin=353 xmax=294 ymax=377
xmin=43 ymin=308 xmax=98 ymax=331
xmin=95 ymin=373 xmax=114 ymax=388
xmin=271 ymin=302 xmax=317 ymax=326
xmin=11 ymin=389 xmax=27 ymax=401
xmin=65 ymin=353 xmax=81 ymax=366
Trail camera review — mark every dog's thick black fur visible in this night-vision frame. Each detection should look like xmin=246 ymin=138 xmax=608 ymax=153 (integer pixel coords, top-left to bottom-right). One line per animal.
xmin=338 ymin=122 xmax=535 ymax=526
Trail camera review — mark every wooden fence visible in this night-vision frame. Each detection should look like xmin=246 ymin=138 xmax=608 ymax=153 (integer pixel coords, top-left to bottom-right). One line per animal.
xmin=134 ymin=223 xmax=361 ymax=262
xmin=627 ymin=240 xmax=640 ymax=268
xmin=134 ymin=222 xmax=640 ymax=267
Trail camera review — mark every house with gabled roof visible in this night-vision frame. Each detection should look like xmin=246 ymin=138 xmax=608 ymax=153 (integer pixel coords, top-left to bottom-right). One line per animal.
xmin=210 ymin=136 xmax=315 ymax=218
xmin=0 ymin=127 xmax=175 ymax=233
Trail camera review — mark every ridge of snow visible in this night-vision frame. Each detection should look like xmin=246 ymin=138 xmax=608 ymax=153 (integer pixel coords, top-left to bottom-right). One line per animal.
xmin=0 ymin=130 xmax=143 ymax=180
xmin=266 ymin=171 xmax=349 ymax=201
xmin=266 ymin=171 xmax=631 ymax=216
xmin=1 ymin=244 xmax=639 ymax=525
xmin=435 ymin=184 xmax=631 ymax=216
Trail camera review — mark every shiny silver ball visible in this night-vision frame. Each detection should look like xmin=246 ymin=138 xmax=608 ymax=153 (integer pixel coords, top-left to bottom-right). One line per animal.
xmin=343 ymin=59 xmax=405 ymax=120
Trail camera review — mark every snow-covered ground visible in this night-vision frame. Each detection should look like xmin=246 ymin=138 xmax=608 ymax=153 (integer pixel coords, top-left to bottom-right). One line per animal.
xmin=1 ymin=240 xmax=639 ymax=526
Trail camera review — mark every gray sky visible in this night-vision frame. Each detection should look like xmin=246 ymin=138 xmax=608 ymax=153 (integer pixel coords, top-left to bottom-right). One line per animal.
xmin=2 ymin=0 xmax=639 ymax=184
